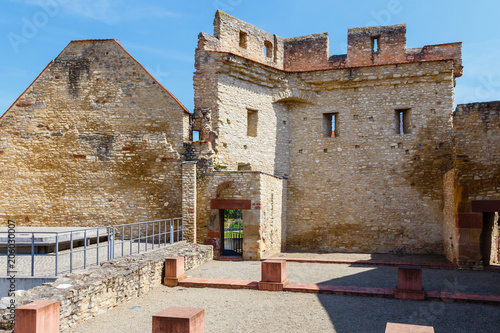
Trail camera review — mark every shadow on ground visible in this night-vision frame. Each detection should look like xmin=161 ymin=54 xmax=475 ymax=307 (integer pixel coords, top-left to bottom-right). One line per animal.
xmin=310 ymin=262 xmax=500 ymax=333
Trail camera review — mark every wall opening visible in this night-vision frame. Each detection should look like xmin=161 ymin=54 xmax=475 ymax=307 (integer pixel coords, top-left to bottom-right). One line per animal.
xmin=220 ymin=209 xmax=243 ymax=257
xmin=481 ymin=212 xmax=499 ymax=265
xmin=395 ymin=109 xmax=411 ymax=134
xmin=323 ymin=113 xmax=338 ymax=137
xmin=192 ymin=130 xmax=200 ymax=141
xmin=247 ymin=108 xmax=258 ymax=137
xmin=239 ymin=31 xmax=248 ymax=49
xmin=264 ymin=41 xmax=273 ymax=58
xmin=372 ymin=36 xmax=380 ymax=53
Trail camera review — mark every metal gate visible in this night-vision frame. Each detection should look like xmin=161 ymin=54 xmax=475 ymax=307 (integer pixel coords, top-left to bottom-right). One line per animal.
xmin=223 ymin=225 xmax=243 ymax=255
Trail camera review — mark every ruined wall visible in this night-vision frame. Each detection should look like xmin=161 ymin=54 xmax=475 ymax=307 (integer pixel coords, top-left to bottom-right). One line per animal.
xmin=195 ymin=170 xmax=285 ymax=260
xmin=195 ymin=12 xmax=463 ymax=255
xmin=284 ymin=61 xmax=456 ymax=254
xmin=453 ymin=102 xmax=500 ymax=205
xmin=0 ymin=40 xmax=189 ymax=227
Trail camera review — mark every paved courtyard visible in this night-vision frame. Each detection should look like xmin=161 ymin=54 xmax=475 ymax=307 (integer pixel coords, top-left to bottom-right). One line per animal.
xmin=69 ymin=257 xmax=500 ymax=333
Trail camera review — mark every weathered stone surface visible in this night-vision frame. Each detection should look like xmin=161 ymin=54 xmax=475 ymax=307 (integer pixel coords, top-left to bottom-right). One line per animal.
xmin=0 ymin=242 xmax=212 ymax=331
xmin=0 ymin=39 xmax=189 ymax=227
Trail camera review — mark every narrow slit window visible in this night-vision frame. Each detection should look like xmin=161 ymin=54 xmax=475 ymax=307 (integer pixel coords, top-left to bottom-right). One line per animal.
xmin=372 ymin=36 xmax=380 ymax=53
xmin=247 ymin=108 xmax=258 ymax=137
xmin=264 ymin=41 xmax=273 ymax=58
xmin=192 ymin=130 xmax=200 ymax=141
xmin=395 ymin=109 xmax=411 ymax=134
xmin=323 ymin=113 xmax=338 ymax=138
xmin=239 ymin=31 xmax=248 ymax=49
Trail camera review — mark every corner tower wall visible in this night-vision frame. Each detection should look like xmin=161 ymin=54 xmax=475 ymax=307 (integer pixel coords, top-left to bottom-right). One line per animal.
xmin=194 ymin=11 xmax=462 ymax=255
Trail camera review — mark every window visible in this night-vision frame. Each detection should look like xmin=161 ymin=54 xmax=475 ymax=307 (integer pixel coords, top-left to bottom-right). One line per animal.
xmin=264 ymin=41 xmax=273 ymax=58
xmin=192 ymin=130 xmax=200 ymax=141
xmin=372 ymin=36 xmax=380 ymax=53
xmin=395 ymin=109 xmax=411 ymax=134
xmin=239 ymin=31 xmax=248 ymax=49
xmin=247 ymin=108 xmax=258 ymax=137
xmin=323 ymin=113 xmax=338 ymax=138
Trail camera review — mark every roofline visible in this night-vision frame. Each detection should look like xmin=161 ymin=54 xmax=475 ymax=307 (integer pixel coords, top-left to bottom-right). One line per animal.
xmin=0 ymin=40 xmax=76 ymax=121
xmin=113 ymin=40 xmax=190 ymax=114
xmin=1 ymin=39 xmax=190 ymax=121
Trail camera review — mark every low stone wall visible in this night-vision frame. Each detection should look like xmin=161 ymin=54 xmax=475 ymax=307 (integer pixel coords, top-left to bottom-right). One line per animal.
xmin=0 ymin=242 xmax=213 ymax=331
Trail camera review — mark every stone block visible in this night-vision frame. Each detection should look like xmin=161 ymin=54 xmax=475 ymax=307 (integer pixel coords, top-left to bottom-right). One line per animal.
xmin=386 ymin=322 xmax=434 ymax=332
xmin=152 ymin=307 xmax=205 ymax=333
xmin=14 ymin=300 xmax=60 ymax=333
xmin=394 ymin=266 xmax=425 ymax=300
xmin=163 ymin=257 xmax=187 ymax=287
xmin=259 ymin=260 xmax=289 ymax=291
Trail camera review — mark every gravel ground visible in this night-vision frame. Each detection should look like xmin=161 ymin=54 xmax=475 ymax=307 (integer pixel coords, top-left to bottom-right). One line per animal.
xmin=68 ymin=260 xmax=500 ymax=333
xmin=69 ymin=284 xmax=500 ymax=333
xmin=185 ymin=261 xmax=500 ymax=295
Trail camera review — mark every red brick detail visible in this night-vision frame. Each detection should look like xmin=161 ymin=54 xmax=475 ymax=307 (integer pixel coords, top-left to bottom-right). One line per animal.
xmin=385 ymin=322 xmax=434 ymax=333
xmin=258 ymin=280 xmax=290 ymax=291
xmin=14 ymin=300 xmax=60 ymax=333
xmin=178 ymin=278 xmax=259 ymax=290
xmin=457 ymin=213 xmax=483 ymax=228
xmin=395 ymin=266 xmax=425 ymax=300
xmin=471 ymin=200 xmax=500 ymax=213
xmin=122 ymin=146 xmax=135 ymax=151
xmin=0 ymin=151 xmax=4 ymax=154
xmin=16 ymin=102 xmax=32 ymax=107
xmin=207 ymin=231 xmax=220 ymax=238
xmin=261 ymin=260 xmax=286 ymax=283
xmin=153 ymin=307 xmax=205 ymax=333
xmin=264 ymin=257 xmax=456 ymax=270
xmin=72 ymin=154 xmax=86 ymax=159
xmin=188 ymin=209 xmax=195 ymax=214
xmin=203 ymin=238 xmax=220 ymax=252
xmin=165 ymin=257 xmax=185 ymax=278
xmin=161 ymin=158 xmax=179 ymax=162
xmin=210 ymin=199 xmax=251 ymax=210
xmin=164 ymin=257 xmax=187 ymax=287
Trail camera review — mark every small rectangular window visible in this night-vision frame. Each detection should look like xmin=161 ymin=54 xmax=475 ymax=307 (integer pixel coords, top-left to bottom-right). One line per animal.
xmin=395 ymin=109 xmax=411 ymax=134
xmin=264 ymin=41 xmax=273 ymax=58
xmin=323 ymin=113 xmax=338 ymax=137
xmin=372 ymin=36 xmax=380 ymax=53
xmin=192 ymin=130 xmax=200 ymax=141
xmin=239 ymin=31 xmax=248 ymax=49
xmin=247 ymin=108 xmax=258 ymax=137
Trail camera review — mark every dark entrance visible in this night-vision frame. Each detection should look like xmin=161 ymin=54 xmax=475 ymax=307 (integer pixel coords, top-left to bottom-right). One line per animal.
xmin=220 ymin=209 xmax=243 ymax=256
xmin=472 ymin=200 xmax=500 ymax=266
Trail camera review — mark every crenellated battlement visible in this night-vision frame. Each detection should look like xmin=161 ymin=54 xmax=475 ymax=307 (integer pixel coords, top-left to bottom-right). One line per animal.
xmin=199 ymin=11 xmax=462 ymax=76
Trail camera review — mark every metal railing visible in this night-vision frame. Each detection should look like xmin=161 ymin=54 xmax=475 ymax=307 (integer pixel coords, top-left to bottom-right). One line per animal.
xmin=224 ymin=226 xmax=243 ymax=254
xmin=0 ymin=218 xmax=183 ymax=277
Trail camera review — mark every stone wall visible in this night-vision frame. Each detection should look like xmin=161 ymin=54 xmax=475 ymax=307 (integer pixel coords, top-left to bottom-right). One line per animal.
xmin=442 ymin=102 xmax=500 ymax=266
xmin=453 ymin=102 xmax=500 ymax=205
xmin=0 ymin=242 xmax=213 ymax=331
xmin=0 ymin=39 xmax=189 ymax=227
xmin=193 ymin=11 xmax=463 ymax=255
xmin=195 ymin=170 xmax=286 ymax=260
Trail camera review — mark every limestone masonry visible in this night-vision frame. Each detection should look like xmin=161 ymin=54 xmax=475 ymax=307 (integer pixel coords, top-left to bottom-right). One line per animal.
xmin=1 ymin=11 xmax=498 ymax=266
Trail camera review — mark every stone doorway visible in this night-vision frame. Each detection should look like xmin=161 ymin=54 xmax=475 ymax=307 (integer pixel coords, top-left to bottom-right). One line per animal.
xmin=481 ymin=212 xmax=499 ymax=265
xmin=220 ymin=209 xmax=243 ymax=257
xmin=210 ymin=199 xmax=251 ymax=259
xmin=472 ymin=200 xmax=500 ymax=266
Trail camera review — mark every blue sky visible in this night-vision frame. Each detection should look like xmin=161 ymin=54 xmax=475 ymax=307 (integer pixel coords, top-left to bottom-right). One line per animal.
xmin=1 ymin=0 xmax=499 ymax=115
